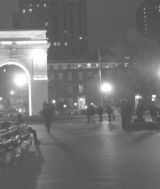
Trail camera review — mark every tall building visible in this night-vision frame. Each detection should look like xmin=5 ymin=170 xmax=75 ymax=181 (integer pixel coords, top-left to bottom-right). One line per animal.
xmin=13 ymin=0 xmax=89 ymax=60
xmin=136 ymin=0 xmax=160 ymax=43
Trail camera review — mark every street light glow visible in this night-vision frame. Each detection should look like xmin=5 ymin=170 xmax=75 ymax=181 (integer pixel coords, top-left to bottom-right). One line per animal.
xmin=52 ymin=99 xmax=56 ymax=104
xmin=14 ymin=73 xmax=27 ymax=87
xmin=100 ymin=82 xmax=113 ymax=93
xmin=10 ymin=90 xmax=15 ymax=95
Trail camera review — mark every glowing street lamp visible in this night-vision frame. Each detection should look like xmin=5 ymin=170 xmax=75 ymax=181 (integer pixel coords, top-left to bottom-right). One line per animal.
xmin=14 ymin=73 xmax=27 ymax=87
xmin=74 ymin=102 xmax=77 ymax=107
xmin=52 ymin=99 xmax=56 ymax=104
xmin=10 ymin=90 xmax=15 ymax=95
xmin=100 ymin=82 xmax=113 ymax=93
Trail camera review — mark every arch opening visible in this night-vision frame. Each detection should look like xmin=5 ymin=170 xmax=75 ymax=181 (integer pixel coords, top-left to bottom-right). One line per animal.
xmin=0 ymin=61 xmax=32 ymax=116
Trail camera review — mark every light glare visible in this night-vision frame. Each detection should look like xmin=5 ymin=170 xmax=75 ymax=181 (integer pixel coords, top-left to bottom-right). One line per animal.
xmin=100 ymin=82 xmax=113 ymax=93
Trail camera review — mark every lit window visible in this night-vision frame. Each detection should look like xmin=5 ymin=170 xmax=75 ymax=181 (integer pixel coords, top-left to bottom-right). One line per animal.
xmin=79 ymin=36 xmax=83 ymax=40
xmin=64 ymin=30 xmax=68 ymax=33
xmin=78 ymin=64 xmax=82 ymax=68
xmin=45 ymin=22 xmax=48 ymax=26
xmin=22 ymin=9 xmax=26 ymax=14
xmin=79 ymin=84 xmax=84 ymax=93
xmin=87 ymin=63 xmax=91 ymax=68
xmin=44 ymin=3 xmax=46 ymax=7
xmin=29 ymin=8 xmax=32 ymax=13
xmin=36 ymin=3 xmax=40 ymax=7
xmin=53 ymin=42 xmax=57 ymax=46
xmin=64 ymin=42 xmax=68 ymax=46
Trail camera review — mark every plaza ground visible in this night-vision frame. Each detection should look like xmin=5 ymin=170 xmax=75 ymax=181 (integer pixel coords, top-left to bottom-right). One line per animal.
xmin=1 ymin=113 xmax=160 ymax=189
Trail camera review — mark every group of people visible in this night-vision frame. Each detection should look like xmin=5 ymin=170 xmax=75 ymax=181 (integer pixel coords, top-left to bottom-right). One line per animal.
xmin=120 ymin=98 xmax=160 ymax=130
xmin=86 ymin=103 xmax=115 ymax=123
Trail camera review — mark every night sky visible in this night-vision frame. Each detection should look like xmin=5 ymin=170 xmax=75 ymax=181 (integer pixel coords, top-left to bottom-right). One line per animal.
xmin=0 ymin=0 xmax=140 ymax=50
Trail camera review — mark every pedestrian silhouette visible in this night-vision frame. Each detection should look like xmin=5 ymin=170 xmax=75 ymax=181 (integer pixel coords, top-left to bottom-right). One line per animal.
xmin=42 ymin=103 xmax=52 ymax=134
xmin=86 ymin=104 xmax=95 ymax=123
xmin=106 ymin=104 xmax=113 ymax=122
xmin=150 ymin=101 xmax=157 ymax=122
xmin=97 ymin=105 xmax=103 ymax=122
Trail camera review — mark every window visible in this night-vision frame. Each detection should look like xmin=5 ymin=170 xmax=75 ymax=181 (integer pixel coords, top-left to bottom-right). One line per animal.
xmin=67 ymin=72 xmax=72 ymax=81
xmin=22 ymin=9 xmax=26 ymax=14
xmin=78 ymin=64 xmax=82 ymax=68
xmin=36 ymin=3 xmax=40 ymax=7
xmin=50 ymin=73 xmax=54 ymax=80
xmin=45 ymin=22 xmax=48 ymax=27
xmin=64 ymin=42 xmax=68 ymax=46
xmin=87 ymin=72 xmax=92 ymax=78
xmin=29 ymin=8 xmax=32 ymax=13
xmin=44 ymin=3 xmax=46 ymax=7
xmin=79 ymin=84 xmax=84 ymax=93
xmin=87 ymin=63 xmax=91 ymax=68
xmin=68 ymin=85 xmax=73 ymax=93
xmin=78 ymin=72 xmax=83 ymax=80
xmin=53 ymin=15 xmax=59 ymax=33
xmin=58 ymin=73 xmax=63 ymax=81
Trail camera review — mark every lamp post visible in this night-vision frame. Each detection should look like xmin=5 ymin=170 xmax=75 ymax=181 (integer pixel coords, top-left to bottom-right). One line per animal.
xmin=98 ymin=48 xmax=102 ymax=106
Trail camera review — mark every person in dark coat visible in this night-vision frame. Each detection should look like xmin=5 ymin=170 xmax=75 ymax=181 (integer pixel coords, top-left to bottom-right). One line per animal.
xmin=120 ymin=99 xmax=127 ymax=129
xmin=97 ymin=105 xmax=103 ymax=122
xmin=17 ymin=113 xmax=23 ymax=125
xmin=106 ymin=104 xmax=113 ymax=122
xmin=42 ymin=103 xmax=52 ymax=134
xmin=150 ymin=101 xmax=157 ymax=122
xmin=125 ymin=99 xmax=133 ymax=126
xmin=86 ymin=104 xmax=95 ymax=123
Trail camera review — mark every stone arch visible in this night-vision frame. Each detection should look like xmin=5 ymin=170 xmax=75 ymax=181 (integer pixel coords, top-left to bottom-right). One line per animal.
xmin=0 ymin=30 xmax=50 ymax=116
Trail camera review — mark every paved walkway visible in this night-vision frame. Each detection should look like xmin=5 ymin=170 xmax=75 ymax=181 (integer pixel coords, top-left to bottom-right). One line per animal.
xmin=1 ymin=113 xmax=160 ymax=189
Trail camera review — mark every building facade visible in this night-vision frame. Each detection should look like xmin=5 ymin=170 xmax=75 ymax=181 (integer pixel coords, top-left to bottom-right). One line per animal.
xmin=47 ymin=60 xmax=118 ymax=111
xmin=13 ymin=0 xmax=89 ymax=60
xmin=136 ymin=0 xmax=160 ymax=42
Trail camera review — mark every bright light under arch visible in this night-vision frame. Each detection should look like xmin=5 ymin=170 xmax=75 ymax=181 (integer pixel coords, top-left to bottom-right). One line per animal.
xmin=0 ymin=61 xmax=32 ymax=116
xmin=14 ymin=73 xmax=27 ymax=87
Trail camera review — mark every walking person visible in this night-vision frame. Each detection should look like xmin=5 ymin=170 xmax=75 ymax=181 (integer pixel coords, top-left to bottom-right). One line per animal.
xmin=42 ymin=103 xmax=52 ymax=134
xmin=86 ymin=104 xmax=95 ymax=124
xmin=125 ymin=99 xmax=133 ymax=127
xmin=106 ymin=104 xmax=113 ymax=122
xmin=150 ymin=101 xmax=157 ymax=123
xmin=120 ymin=99 xmax=127 ymax=129
xmin=97 ymin=104 xmax=103 ymax=122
